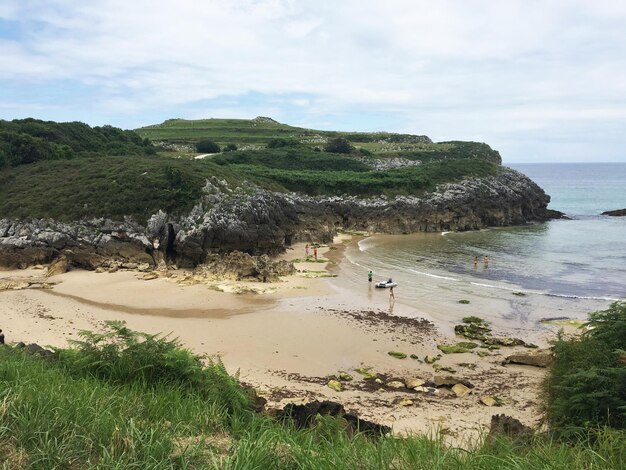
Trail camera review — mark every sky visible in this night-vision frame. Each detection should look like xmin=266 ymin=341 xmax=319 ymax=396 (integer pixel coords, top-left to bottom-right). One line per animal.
xmin=1 ymin=1 xmax=625 ymax=163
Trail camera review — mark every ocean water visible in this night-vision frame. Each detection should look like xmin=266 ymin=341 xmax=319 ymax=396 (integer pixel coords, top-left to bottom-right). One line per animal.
xmin=340 ymin=163 xmax=626 ymax=331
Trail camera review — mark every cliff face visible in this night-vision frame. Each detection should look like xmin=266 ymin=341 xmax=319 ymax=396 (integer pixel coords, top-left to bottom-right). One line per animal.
xmin=0 ymin=168 xmax=552 ymax=269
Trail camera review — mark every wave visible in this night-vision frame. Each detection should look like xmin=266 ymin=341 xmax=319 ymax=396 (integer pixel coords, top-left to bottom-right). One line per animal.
xmin=407 ymin=268 xmax=458 ymax=281
xmin=468 ymin=281 xmax=621 ymax=301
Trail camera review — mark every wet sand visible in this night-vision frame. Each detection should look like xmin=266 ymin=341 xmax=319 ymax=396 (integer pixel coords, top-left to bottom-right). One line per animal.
xmin=0 ymin=236 xmax=562 ymax=445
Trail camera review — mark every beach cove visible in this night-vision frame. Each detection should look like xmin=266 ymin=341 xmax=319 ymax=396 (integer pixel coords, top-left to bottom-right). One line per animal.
xmin=2 ymin=232 xmax=609 ymax=445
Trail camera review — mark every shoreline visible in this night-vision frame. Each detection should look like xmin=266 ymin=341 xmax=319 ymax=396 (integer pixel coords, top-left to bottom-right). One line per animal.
xmin=0 ymin=234 xmax=576 ymax=444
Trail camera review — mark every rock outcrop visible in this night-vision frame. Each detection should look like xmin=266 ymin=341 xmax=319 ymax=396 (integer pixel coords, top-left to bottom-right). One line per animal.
xmin=602 ymin=208 xmax=626 ymax=217
xmin=0 ymin=168 xmax=555 ymax=269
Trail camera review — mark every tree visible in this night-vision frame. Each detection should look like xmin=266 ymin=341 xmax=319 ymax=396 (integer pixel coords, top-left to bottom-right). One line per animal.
xmin=196 ymin=139 xmax=220 ymax=153
xmin=324 ymin=137 xmax=352 ymax=154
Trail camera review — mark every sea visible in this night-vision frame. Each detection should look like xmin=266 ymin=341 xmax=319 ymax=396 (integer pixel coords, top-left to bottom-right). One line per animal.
xmin=338 ymin=163 xmax=626 ymax=335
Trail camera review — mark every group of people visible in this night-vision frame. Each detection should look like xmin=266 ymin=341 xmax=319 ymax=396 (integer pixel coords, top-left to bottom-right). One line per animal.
xmin=304 ymin=243 xmax=318 ymax=260
xmin=474 ymin=255 xmax=489 ymax=267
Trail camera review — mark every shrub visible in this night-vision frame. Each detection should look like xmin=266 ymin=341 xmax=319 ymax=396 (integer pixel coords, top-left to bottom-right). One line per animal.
xmin=547 ymin=302 xmax=626 ymax=431
xmin=196 ymin=139 xmax=220 ymax=153
xmin=58 ymin=320 xmax=250 ymax=414
xmin=223 ymin=143 xmax=238 ymax=152
xmin=324 ymin=137 xmax=352 ymax=154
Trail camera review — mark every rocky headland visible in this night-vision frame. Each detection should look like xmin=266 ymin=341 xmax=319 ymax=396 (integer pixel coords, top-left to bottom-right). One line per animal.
xmin=0 ymin=167 xmax=557 ymax=271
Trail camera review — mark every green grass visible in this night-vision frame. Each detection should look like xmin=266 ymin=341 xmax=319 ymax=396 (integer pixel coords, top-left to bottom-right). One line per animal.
xmin=0 ymin=324 xmax=624 ymax=469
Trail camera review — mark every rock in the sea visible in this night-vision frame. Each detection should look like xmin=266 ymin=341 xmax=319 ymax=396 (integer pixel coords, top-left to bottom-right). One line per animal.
xmin=504 ymin=351 xmax=552 ymax=367
xmin=602 ymin=208 xmax=626 ymax=216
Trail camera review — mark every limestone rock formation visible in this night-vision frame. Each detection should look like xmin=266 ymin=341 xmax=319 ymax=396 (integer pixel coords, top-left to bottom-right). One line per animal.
xmin=0 ymin=168 xmax=556 ymax=269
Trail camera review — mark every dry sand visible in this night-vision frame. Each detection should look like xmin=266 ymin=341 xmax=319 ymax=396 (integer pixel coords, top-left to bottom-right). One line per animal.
xmin=0 ymin=235 xmax=554 ymax=445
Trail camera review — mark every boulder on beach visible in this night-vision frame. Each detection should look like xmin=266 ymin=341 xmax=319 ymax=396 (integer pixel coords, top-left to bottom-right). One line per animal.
xmin=504 ymin=350 xmax=552 ymax=368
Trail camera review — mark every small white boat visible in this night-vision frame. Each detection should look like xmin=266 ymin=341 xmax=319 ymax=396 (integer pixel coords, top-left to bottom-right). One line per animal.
xmin=375 ymin=280 xmax=397 ymax=288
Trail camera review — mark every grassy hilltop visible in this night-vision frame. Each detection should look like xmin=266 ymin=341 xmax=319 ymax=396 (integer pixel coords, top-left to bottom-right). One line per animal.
xmin=0 ymin=117 xmax=503 ymax=223
xmin=135 ymin=116 xmax=502 ymax=164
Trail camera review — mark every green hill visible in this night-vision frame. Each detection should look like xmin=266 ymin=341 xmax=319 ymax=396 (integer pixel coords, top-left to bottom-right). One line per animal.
xmin=0 ymin=117 xmax=505 ymax=223
xmin=136 ymin=116 xmax=501 ymax=163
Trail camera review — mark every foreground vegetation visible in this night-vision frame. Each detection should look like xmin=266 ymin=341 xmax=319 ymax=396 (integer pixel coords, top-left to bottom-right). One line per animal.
xmin=0 ymin=306 xmax=625 ymax=469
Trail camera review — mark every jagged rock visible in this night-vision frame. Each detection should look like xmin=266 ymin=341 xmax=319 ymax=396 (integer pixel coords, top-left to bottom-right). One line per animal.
xmin=434 ymin=375 xmax=474 ymax=388
xmin=488 ymin=414 xmax=533 ymax=442
xmin=140 ymin=272 xmax=159 ymax=281
xmin=46 ymin=255 xmax=69 ymax=277
xmin=451 ymin=383 xmax=471 ymax=398
xmin=276 ymin=400 xmax=390 ymax=436
xmin=23 ymin=343 xmax=57 ymax=360
xmin=602 ymin=208 xmax=626 ymax=216
xmin=386 ymin=380 xmax=406 ymax=389
xmin=398 ymin=399 xmax=413 ymax=406
xmin=0 ymin=168 xmax=555 ymax=269
xmin=414 ymin=386 xmax=438 ymax=394
xmin=504 ymin=351 xmax=552 ymax=367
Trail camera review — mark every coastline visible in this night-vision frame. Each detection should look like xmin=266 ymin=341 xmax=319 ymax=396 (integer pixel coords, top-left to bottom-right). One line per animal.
xmin=0 ymin=234 xmax=575 ymax=444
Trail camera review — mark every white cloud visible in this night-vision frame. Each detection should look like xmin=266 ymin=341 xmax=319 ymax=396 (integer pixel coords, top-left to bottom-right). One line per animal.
xmin=1 ymin=0 xmax=625 ymax=161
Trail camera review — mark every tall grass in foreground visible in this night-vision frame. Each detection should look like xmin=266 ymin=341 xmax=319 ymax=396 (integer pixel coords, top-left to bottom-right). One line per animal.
xmin=0 ymin=322 xmax=624 ymax=469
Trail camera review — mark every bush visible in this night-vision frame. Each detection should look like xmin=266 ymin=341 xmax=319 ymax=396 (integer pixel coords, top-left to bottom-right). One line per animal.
xmin=58 ymin=320 xmax=250 ymax=414
xmin=223 ymin=143 xmax=238 ymax=152
xmin=196 ymin=139 xmax=220 ymax=153
xmin=547 ymin=302 xmax=626 ymax=431
xmin=324 ymin=137 xmax=353 ymax=154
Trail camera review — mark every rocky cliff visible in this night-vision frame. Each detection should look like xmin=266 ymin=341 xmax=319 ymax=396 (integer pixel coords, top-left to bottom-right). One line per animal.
xmin=0 ymin=167 xmax=553 ymax=269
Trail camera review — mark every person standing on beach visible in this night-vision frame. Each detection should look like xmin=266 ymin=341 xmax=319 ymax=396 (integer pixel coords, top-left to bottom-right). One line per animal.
xmin=305 ymin=244 xmax=310 ymax=257
xmin=474 ymin=256 xmax=478 ymax=266
xmin=484 ymin=256 xmax=489 ymax=267
xmin=389 ymin=285 xmax=395 ymax=301
xmin=368 ymin=270 xmax=373 ymax=282
xmin=313 ymin=246 xmax=318 ymax=260
xmin=0 ymin=329 xmax=4 ymax=345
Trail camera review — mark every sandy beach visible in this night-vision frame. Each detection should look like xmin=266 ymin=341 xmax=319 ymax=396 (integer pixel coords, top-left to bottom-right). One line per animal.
xmin=0 ymin=235 xmax=564 ymax=445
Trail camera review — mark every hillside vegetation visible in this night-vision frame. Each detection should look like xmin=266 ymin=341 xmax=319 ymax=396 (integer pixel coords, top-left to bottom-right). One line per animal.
xmin=0 ymin=118 xmax=155 ymax=167
xmin=0 ymin=118 xmax=505 ymax=223
xmin=135 ymin=117 xmax=501 ymax=164
xmin=0 ymin=307 xmax=624 ymax=469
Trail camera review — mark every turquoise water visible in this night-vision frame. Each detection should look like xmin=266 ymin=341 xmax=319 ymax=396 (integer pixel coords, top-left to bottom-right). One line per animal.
xmin=348 ymin=163 xmax=626 ymax=302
